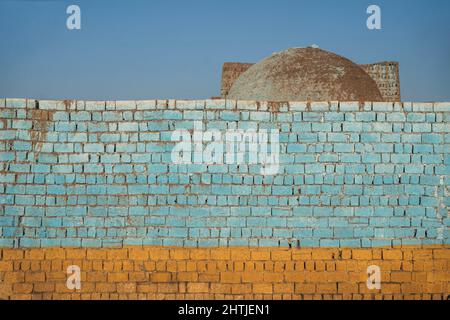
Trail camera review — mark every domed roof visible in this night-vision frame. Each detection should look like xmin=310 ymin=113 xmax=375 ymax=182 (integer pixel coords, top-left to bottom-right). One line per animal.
xmin=227 ymin=47 xmax=383 ymax=102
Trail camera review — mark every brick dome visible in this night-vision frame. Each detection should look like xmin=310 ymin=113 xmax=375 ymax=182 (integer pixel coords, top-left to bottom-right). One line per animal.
xmin=227 ymin=47 xmax=383 ymax=102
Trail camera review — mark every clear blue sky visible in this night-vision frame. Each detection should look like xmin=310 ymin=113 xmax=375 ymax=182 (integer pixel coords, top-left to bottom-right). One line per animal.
xmin=0 ymin=0 xmax=449 ymax=101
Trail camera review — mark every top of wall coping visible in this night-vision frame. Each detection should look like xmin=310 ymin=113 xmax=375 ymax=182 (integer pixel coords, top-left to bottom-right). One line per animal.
xmin=1 ymin=98 xmax=449 ymax=113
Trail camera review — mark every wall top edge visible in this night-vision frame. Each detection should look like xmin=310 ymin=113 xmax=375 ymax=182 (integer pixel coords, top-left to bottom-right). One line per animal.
xmin=1 ymin=98 xmax=449 ymax=112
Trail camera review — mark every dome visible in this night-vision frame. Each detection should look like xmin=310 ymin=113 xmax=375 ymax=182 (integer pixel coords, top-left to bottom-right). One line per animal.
xmin=227 ymin=47 xmax=383 ymax=102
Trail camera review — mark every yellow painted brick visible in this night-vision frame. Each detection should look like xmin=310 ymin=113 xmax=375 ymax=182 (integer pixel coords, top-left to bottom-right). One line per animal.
xmin=13 ymin=283 xmax=33 ymax=294
xmin=210 ymin=283 xmax=232 ymax=294
xmin=33 ymin=283 xmax=55 ymax=293
xmin=325 ymin=271 xmax=349 ymax=282
xmin=87 ymin=272 xmax=107 ymax=282
xmin=274 ymin=283 xmax=294 ymax=294
xmin=234 ymin=261 xmax=245 ymax=272
xmin=24 ymin=249 xmax=45 ymax=260
xmin=107 ymin=249 xmax=128 ymax=260
xmin=242 ymin=272 xmax=264 ymax=283
xmin=187 ymin=283 xmax=209 ymax=293
xmin=129 ymin=272 xmax=148 ymax=282
xmin=190 ymin=249 xmax=210 ymax=260
xmin=292 ymin=249 xmax=312 ymax=260
xmin=96 ymin=283 xmax=116 ymax=293
xmin=352 ymin=249 xmax=372 ymax=260
xmin=305 ymin=261 xmax=315 ymax=271
xmin=284 ymin=272 xmax=306 ymax=283
xmin=51 ymin=259 xmax=63 ymax=271
xmin=326 ymin=262 xmax=336 ymax=271
xmin=263 ymin=261 xmax=274 ymax=271
xmin=271 ymin=251 xmax=292 ymax=261
xmin=4 ymin=271 xmax=25 ymax=283
xmin=231 ymin=284 xmax=252 ymax=294
xmin=401 ymin=283 xmax=423 ymax=294
xmin=315 ymin=261 xmax=326 ymax=271
xmin=338 ymin=283 xmax=359 ymax=294
xmin=103 ymin=261 xmax=114 ymax=271
xmin=3 ymin=249 xmax=24 ymax=260
xmin=413 ymin=249 xmax=433 ymax=260
xmin=151 ymin=272 xmax=172 ymax=282
xmin=263 ymin=272 xmax=284 ymax=283
xmin=149 ymin=249 xmax=170 ymax=260
xmin=340 ymin=249 xmax=352 ymax=260
xmin=137 ymin=284 xmax=157 ymax=293
xmin=311 ymin=249 xmax=336 ymax=260
xmin=216 ymin=261 xmax=229 ymax=272
xmin=382 ymin=284 xmax=401 ymax=294
xmin=65 ymin=249 xmax=86 ymax=259
xmin=157 ymin=283 xmax=178 ymax=293
xmin=155 ymin=261 xmax=166 ymax=271
xmin=210 ymin=249 xmax=231 ymax=260
xmin=220 ymin=272 xmax=241 ymax=283
xmin=25 ymin=272 xmax=46 ymax=282
xmin=177 ymin=272 xmax=199 ymax=282
xmin=0 ymin=261 xmax=14 ymax=271
xmin=383 ymin=249 xmax=403 ymax=260
xmin=433 ymin=249 xmax=450 ymax=259
xmin=391 ymin=272 xmax=412 ymax=282
xmin=170 ymin=249 xmax=190 ymax=260
xmin=46 ymin=271 xmax=66 ymax=281
xmin=230 ymin=249 xmax=251 ymax=260
xmin=317 ymin=283 xmax=337 ymax=293
xmin=117 ymin=283 xmax=136 ymax=294
xmin=141 ymin=261 xmax=154 ymax=272
xmin=250 ymin=251 xmax=271 ymax=261
xmin=86 ymin=249 xmax=107 ymax=260
xmin=253 ymin=283 xmax=273 ymax=294
xmin=108 ymin=273 xmax=129 ymax=282
xmin=44 ymin=248 xmax=66 ymax=260
xmin=122 ymin=260 xmax=135 ymax=271
xmin=186 ymin=261 xmax=196 ymax=272
xmin=166 ymin=261 xmax=177 ymax=272
xmin=294 ymin=283 xmax=316 ymax=294
xmin=128 ymin=249 xmax=149 ymax=261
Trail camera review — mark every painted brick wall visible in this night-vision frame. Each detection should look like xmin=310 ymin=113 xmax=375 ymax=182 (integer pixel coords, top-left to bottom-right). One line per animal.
xmin=0 ymin=98 xmax=449 ymax=300
xmin=0 ymin=99 xmax=448 ymax=248
xmin=1 ymin=246 xmax=449 ymax=300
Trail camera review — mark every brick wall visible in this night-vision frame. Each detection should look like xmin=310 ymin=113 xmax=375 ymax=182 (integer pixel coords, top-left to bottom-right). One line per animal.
xmin=360 ymin=62 xmax=401 ymax=102
xmin=221 ymin=63 xmax=253 ymax=97
xmin=0 ymin=99 xmax=449 ymax=299
xmin=1 ymin=246 xmax=448 ymax=300
xmin=221 ymin=62 xmax=401 ymax=101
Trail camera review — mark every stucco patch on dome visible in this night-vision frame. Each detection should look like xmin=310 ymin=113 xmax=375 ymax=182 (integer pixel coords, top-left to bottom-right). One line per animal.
xmin=227 ymin=47 xmax=384 ymax=102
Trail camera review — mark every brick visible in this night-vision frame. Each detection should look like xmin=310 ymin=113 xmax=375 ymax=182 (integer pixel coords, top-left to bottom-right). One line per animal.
xmin=271 ymin=251 xmax=292 ymax=261
xmin=107 ymin=249 xmax=128 ymax=260
xmin=137 ymin=284 xmax=157 ymax=293
xmin=151 ymin=272 xmax=172 ymax=282
xmin=382 ymin=250 xmax=403 ymax=260
xmin=210 ymin=249 xmax=231 ymax=260
xmin=3 ymin=250 xmax=24 ymax=260
xmin=251 ymin=251 xmax=271 ymax=261
xmin=253 ymin=283 xmax=273 ymax=294
xmin=108 ymin=273 xmax=129 ymax=282
xmin=242 ymin=272 xmax=264 ymax=283
xmin=187 ymin=283 xmax=209 ymax=293
xmin=86 ymin=249 xmax=107 ymax=260
xmin=13 ymin=283 xmax=33 ymax=294
xmin=0 ymin=261 xmax=14 ymax=271
xmin=66 ymin=249 xmax=86 ymax=260
xmin=352 ymin=249 xmax=372 ymax=260
xmin=433 ymin=249 xmax=450 ymax=259
xmin=25 ymin=272 xmax=46 ymax=282
xmin=220 ymin=272 xmax=241 ymax=283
